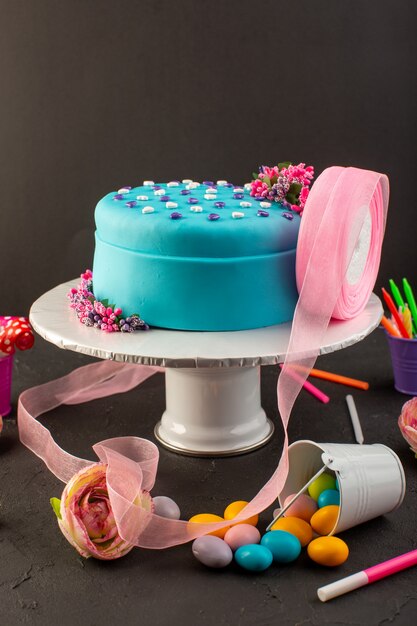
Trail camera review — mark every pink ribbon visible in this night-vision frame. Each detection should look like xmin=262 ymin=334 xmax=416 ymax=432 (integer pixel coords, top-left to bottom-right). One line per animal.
xmin=18 ymin=167 xmax=389 ymax=549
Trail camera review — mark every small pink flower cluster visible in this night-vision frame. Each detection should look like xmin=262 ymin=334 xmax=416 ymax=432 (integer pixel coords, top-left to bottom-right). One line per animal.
xmin=68 ymin=270 xmax=149 ymax=332
xmin=398 ymin=398 xmax=417 ymax=457
xmin=250 ymin=162 xmax=314 ymax=214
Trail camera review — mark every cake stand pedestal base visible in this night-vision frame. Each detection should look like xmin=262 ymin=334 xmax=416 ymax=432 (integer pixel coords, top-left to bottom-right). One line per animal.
xmin=154 ymin=366 xmax=273 ymax=456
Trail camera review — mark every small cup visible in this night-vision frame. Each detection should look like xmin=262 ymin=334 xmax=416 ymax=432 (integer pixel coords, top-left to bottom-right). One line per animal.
xmin=279 ymin=440 xmax=406 ymax=535
xmin=386 ymin=332 xmax=417 ymax=395
xmin=0 ymin=352 xmax=13 ymax=416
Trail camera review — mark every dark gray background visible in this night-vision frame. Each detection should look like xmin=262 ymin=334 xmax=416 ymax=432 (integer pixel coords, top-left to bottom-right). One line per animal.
xmin=1 ymin=0 xmax=417 ymax=313
xmin=1 ymin=2 xmax=417 ymax=625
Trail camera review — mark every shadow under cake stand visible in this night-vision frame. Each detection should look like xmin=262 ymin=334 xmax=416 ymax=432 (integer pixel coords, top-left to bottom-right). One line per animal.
xmin=30 ymin=280 xmax=383 ymax=457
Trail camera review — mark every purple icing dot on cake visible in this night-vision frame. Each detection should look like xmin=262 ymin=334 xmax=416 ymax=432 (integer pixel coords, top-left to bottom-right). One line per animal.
xmin=126 ymin=200 xmax=137 ymax=208
xmin=233 ymin=193 xmax=244 ymax=200
xmin=257 ymin=209 xmax=269 ymax=217
xmin=214 ymin=201 xmax=225 ymax=208
xmin=208 ymin=213 xmax=220 ymax=221
xmin=153 ymin=185 xmax=162 ymax=190
xmin=188 ymin=197 xmax=199 ymax=204
xmin=170 ymin=212 xmax=182 ymax=220
xmin=124 ymin=186 xmax=132 ymax=190
xmin=113 ymin=194 xmax=124 ymax=201
xmin=282 ymin=212 xmax=294 ymax=220
xmin=160 ymin=195 xmax=170 ymax=202
xmin=203 ymin=181 xmax=214 ymax=186
xmin=225 ymin=183 xmax=234 ymax=188
xmin=254 ymin=197 xmax=264 ymax=201
xmin=180 ymin=189 xmax=191 ymax=195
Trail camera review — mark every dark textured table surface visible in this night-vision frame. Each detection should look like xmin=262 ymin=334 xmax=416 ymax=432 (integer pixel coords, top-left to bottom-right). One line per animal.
xmin=1 ymin=328 xmax=416 ymax=626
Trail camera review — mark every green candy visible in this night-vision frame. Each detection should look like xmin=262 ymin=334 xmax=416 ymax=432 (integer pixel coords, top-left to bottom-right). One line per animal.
xmin=308 ymin=472 xmax=336 ymax=502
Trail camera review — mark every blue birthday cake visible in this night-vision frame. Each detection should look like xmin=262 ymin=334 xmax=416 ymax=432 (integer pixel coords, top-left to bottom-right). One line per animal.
xmin=87 ymin=165 xmax=314 ymax=332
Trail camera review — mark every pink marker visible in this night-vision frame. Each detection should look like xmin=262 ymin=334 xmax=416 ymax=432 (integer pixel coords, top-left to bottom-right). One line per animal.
xmin=279 ymin=364 xmax=330 ymax=404
xmin=317 ymin=549 xmax=417 ymax=602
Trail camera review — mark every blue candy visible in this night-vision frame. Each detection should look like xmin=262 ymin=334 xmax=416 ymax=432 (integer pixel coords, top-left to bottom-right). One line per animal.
xmin=234 ymin=544 xmax=273 ymax=572
xmin=318 ymin=489 xmax=340 ymax=508
xmin=260 ymin=530 xmax=301 ymax=563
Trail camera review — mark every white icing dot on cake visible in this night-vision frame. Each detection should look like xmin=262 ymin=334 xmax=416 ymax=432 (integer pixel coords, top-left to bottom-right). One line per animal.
xmin=240 ymin=201 xmax=252 ymax=208
xmin=260 ymin=201 xmax=271 ymax=208
xmin=233 ymin=188 xmax=244 ymax=193
xmin=137 ymin=195 xmax=149 ymax=201
xmin=217 ymin=180 xmax=227 ymax=186
xmin=190 ymin=206 xmax=203 ymax=212
xmin=166 ymin=202 xmax=178 ymax=209
xmin=204 ymin=194 xmax=216 ymax=200
xmin=167 ymin=181 xmax=180 ymax=187
xmin=142 ymin=206 xmax=155 ymax=214
xmin=232 ymin=211 xmax=245 ymax=219
xmin=118 ymin=187 xmax=131 ymax=194
xmin=154 ymin=189 xmax=166 ymax=196
xmin=182 ymin=179 xmax=193 ymax=184
xmin=186 ymin=182 xmax=200 ymax=189
xmin=143 ymin=180 xmax=155 ymax=186
xmin=206 ymin=187 xmax=217 ymax=193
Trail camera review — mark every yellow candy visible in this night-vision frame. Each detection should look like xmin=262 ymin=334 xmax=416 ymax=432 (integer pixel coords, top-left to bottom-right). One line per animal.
xmin=307 ymin=536 xmax=349 ymax=566
xmin=223 ymin=500 xmax=259 ymax=527
xmin=188 ymin=513 xmax=229 ymax=539
xmin=310 ymin=505 xmax=340 ymax=536
xmin=307 ymin=472 xmax=336 ymax=501
xmin=270 ymin=516 xmax=313 ymax=547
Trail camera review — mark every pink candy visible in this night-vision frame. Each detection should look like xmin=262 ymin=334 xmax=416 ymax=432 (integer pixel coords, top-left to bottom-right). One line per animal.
xmin=224 ymin=524 xmax=261 ymax=551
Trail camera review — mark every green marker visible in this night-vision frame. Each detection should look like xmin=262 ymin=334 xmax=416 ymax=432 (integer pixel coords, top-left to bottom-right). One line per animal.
xmin=403 ymin=278 xmax=417 ymax=336
xmin=389 ymin=279 xmax=405 ymax=309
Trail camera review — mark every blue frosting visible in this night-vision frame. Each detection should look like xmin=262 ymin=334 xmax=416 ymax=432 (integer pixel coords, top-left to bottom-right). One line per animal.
xmin=93 ymin=180 xmax=301 ymax=331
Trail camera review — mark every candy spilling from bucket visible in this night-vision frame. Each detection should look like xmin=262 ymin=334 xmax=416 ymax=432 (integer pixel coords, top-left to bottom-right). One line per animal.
xmin=191 ymin=441 xmax=406 ymax=572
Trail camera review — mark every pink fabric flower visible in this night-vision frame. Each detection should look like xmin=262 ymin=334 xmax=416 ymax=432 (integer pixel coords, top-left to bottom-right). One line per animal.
xmin=50 ymin=463 xmax=153 ymax=560
xmin=299 ymin=186 xmax=310 ymax=208
xmin=398 ymin=398 xmax=417 ymax=456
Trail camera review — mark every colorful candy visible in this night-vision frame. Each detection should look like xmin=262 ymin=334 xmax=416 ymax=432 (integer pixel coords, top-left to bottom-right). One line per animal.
xmin=318 ymin=489 xmax=340 ymax=508
xmin=310 ymin=505 xmax=340 ymax=536
xmin=188 ymin=513 xmax=229 ymax=539
xmin=192 ymin=536 xmax=233 ymax=568
xmin=234 ymin=544 xmax=273 ymax=572
xmin=270 ymin=516 xmax=313 ymax=547
xmin=282 ymin=493 xmax=318 ymax=522
xmin=153 ymin=496 xmax=181 ymax=520
xmin=223 ymin=500 xmax=259 ymax=527
xmin=307 ymin=472 xmax=337 ymax=501
xmin=261 ymin=531 xmax=301 ymax=563
xmin=307 ymin=536 xmax=349 ymax=567
xmin=224 ymin=524 xmax=261 ymax=551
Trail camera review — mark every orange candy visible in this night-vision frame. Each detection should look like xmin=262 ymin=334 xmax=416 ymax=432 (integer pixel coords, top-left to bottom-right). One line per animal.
xmin=188 ymin=514 xmax=230 ymax=539
xmin=223 ymin=501 xmax=259 ymax=527
xmin=270 ymin=516 xmax=313 ymax=547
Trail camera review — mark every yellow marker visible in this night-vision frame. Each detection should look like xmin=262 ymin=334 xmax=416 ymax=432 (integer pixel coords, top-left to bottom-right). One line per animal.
xmin=402 ymin=305 xmax=413 ymax=338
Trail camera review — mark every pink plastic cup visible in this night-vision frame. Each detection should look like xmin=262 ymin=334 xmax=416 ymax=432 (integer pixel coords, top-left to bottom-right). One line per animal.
xmin=0 ymin=352 xmax=13 ymax=416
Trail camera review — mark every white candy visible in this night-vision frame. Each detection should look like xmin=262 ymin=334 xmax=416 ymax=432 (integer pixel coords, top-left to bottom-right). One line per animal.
xmin=260 ymin=201 xmax=271 ymax=208
xmin=142 ymin=206 xmax=155 ymax=214
xmin=167 ymin=181 xmax=180 ymax=187
xmin=217 ymin=180 xmax=228 ymax=186
xmin=233 ymin=187 xmax=244 ymax=193
xmin=244 ymin=183 xmax=252 ymax=191
xmin=186 ymin=182 xmax=200 ymax=189
xmin=137 ymin=195 xmax=149 ymax=201
xmin=182 ymin=178 xmax=193 ymax=184
xmin=118 ymin=187 xmax=131 ymax=194
xmin=206 ymin=187 xmax=217 ymax=193
xmin=143 ymin=180 xmax=155 ymax=186
xmin=190 ymin=205 xmax=203 ymax=212
xmin=166 ymin=201 xmax=178 ymax=209
xmin=154 ymin=189 xmax=166 ymax=196
xmin=204 ymin=194 xmax=216 ymax=200
xmin=240 ymin=201 xmax=252 ymax=208
xmin=232 ymin=211 xmax=245 ymax=219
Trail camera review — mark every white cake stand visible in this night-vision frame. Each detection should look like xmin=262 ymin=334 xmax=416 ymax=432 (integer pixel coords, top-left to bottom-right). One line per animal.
xmin=30 ymin=280 xmax=383 ymax=456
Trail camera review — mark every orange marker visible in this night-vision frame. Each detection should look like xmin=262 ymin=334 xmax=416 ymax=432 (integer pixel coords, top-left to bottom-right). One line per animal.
xmin=380 ymin=315 xmax=401 ymax=338
xmin=308 ymin=368 xmax=369 ymax=391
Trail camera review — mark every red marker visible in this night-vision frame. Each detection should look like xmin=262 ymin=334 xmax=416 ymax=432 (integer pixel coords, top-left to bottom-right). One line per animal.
xmin=381 ymin=288 xmax=410 ymax=339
